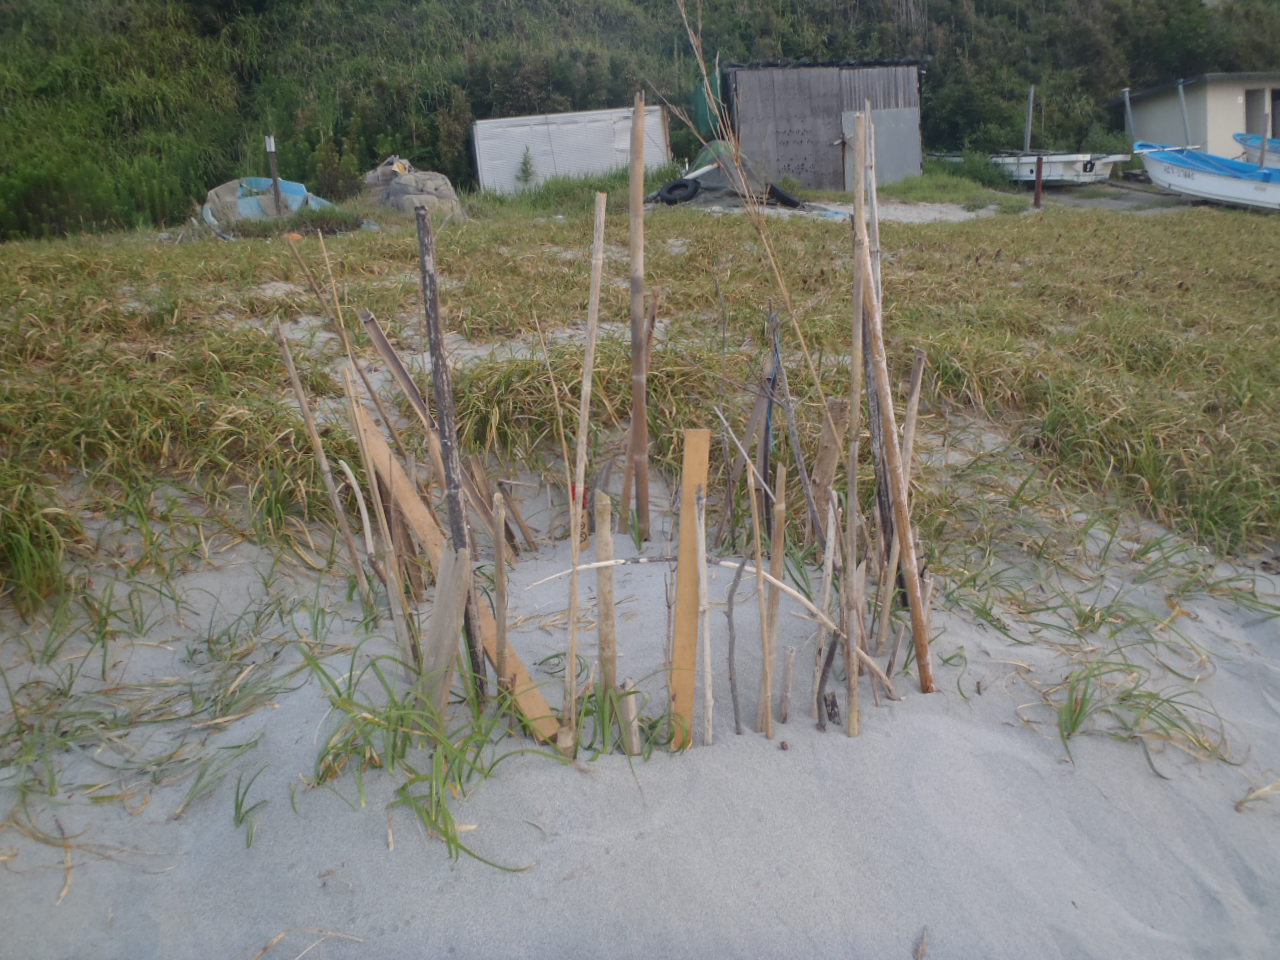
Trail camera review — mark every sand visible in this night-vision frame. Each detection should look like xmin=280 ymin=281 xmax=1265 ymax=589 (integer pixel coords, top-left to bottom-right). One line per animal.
xmin=2 ymin=451 xmax=1279 ymax=960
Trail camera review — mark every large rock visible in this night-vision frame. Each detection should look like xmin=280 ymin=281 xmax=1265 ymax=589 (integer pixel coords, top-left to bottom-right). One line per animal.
xmin=364 ymin=157 xmax=465 ymax=222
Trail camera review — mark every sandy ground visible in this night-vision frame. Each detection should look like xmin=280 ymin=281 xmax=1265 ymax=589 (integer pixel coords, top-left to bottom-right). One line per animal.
xmin=2 ymin=445 xmax=1278 ymax=960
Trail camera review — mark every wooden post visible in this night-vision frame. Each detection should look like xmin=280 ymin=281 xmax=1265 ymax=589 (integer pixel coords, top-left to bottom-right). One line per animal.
xmin=415 ymin=206 xmax=486 ymax=698
xmin=1034 ymin=155 xmax=1045 ymax=209
xmin=619 ymin=679 xmax=643 ymax=755
xmin=624 ymin=91 xmax=651 ymax=540
xmin=266 ymin=135 xmax=284 ymax=217
xmin=669 ymin=428 xmax=711 ymax=750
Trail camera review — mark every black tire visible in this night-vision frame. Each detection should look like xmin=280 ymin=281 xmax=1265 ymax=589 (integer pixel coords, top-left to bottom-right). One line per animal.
xmin=657 ymin=178 xmax=701 ymax=205
xmin=766 ymin=182 xmax=803 ymax=208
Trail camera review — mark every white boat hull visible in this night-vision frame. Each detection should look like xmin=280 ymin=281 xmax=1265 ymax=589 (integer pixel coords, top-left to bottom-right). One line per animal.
xmin=989 ymin=153 xmax=1129 ymax=185
xmin=1140 ymin=151 xmax=1280 ymax=211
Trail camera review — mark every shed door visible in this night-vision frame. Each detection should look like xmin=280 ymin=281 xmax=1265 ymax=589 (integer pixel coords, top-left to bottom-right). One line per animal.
xmin=841 ymin=109 xmax=922 ymax=189
xmin=1245 ymin=88 xmax=1267 ymax=137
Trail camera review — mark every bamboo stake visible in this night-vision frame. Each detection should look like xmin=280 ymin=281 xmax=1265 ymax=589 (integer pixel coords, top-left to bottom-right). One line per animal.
xmin=852 ymin=121 xmax=936 ymax=695
xmin=558 ymin=192 xmax=608 ymax=756
xmin=771 ymin=320 xmax=823 ymax=547
xmin=415 ymin=206 xmax=486 ymax=699
xmin=498 ymin=479 xmax=538 ymax=551
xmin=619 ymin=679 xmax=643 ymax=755
xmin=624 ymin=91 xmax=651 ymax=540
xmin=493 ymin=492 xmax=510 ymax=692
xmin=695 ymin=484 xmax=712 ymax=746
xmin=274 ymin=323 xmax=370 ymax=607
xmin=780 ymin=647 xmax=796 ymax=724
xmin=883 ymin=348 xmax=927 ymax=677
xmin=669 ymin=428 xmax=711 ymax=750
xmin=712 ymin=352 xmax=776 ymax=549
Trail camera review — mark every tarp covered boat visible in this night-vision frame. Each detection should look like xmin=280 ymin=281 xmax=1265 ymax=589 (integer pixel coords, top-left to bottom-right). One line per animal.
xmin=1136 ymin=141 xmax=1280 ymax=211
xmin=202 ymin=177 xmax=334 ymax=236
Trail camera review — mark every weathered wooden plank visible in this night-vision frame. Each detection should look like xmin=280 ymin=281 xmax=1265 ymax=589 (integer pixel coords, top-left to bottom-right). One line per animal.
xmin=669 ymin=428 xmax=711 ymax=750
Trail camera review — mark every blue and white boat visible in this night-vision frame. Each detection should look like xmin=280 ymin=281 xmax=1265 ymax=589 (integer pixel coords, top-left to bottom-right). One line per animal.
xmin=202 ymin=177 xmax=334 ymax=235
xmin=1135 ymin=141 xmax=1280 ymax=211
xmin=1233 ymin=132 xmax=1280 ymax=167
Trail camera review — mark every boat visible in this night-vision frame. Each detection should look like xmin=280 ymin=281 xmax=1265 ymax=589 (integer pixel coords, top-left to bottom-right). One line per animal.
xmin=989 ymin=84 xmax=1129 ymax=185
xmin=988 ymin=151 xmax=1131 ymax=185
xmin=1232 ymin=132 xmax=1280 ymax=167
xmin=1135 ymin=141 xmax=1280 ymax=211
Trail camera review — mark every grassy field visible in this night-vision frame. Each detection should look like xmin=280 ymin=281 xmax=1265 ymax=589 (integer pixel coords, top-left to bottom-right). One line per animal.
xmin=1 ymin=181 xmax=1278 ymax=620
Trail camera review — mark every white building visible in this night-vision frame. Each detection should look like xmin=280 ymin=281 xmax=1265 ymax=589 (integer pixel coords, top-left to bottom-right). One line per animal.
xmin=472 ymin=106 xmax=670 ymax=194
xmin=1126 ymin=72 xmax=1280 ymax=155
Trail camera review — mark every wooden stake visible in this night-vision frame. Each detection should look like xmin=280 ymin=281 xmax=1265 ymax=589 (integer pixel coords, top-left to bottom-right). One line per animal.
xmin=811 ymin=397 xmax=850 ymax=549
xmin=813 ymin=502 xmax=839 ymax=720
xmin=415 ymin=206 xmax=487 ymax=698
xmin=624 ymin=91 xmax=651 ymax=540
xmin=669 ymin=428 xmax=711 ymax=750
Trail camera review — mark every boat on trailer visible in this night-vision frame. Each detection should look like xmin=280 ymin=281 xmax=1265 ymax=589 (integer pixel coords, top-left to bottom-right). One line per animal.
xmin=1233 ymin=132 xmax=1280 ymax=167
xmin=989 ymin=151 xmax=1130 ymax=185
xmin=1135 ymin=141 xmax=1280 ymax=211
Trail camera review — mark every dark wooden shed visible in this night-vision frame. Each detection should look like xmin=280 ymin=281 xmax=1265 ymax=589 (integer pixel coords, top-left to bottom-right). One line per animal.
xmin=723 ymin=63 xmax=923 ymax=190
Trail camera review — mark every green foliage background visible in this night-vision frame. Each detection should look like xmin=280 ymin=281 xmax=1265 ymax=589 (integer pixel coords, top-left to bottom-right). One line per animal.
xmin=2 ymin=0 xmax=1279 ymax=239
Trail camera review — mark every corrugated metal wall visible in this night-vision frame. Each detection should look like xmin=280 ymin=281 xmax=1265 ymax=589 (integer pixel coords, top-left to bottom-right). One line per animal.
xmin=726 ymin=65 xmax=922 ymax=189
xmin=473 ymin=106 xmax=670 ymax=194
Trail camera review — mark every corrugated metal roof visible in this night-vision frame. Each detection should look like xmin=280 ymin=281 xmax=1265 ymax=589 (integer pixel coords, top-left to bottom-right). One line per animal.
xmin=1126 ymin=72 xmax=1280 ymax=102
xmin=472 ymin=106 xmax=670 ymax=194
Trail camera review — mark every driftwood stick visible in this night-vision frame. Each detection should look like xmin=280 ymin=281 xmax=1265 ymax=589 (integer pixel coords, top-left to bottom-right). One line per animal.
xmin=760 ymin=461 xmax=786 ymax=731
xmin=713 ymin=560 xmax=896 ymax=699
xmin=497 ymin=480 xmax=538 ymax=551
xmin=624 ymin=90 xmax=651 ymax=540
xmin=275 ymin=323 xmax=371 ymax=607
xmin=415 ymin=206 xmax=487 ymax=700
xmin=493 ymin=492 xmax=510 ymax=693
xmin=725 ymin=556 xmax=748 ymax=735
